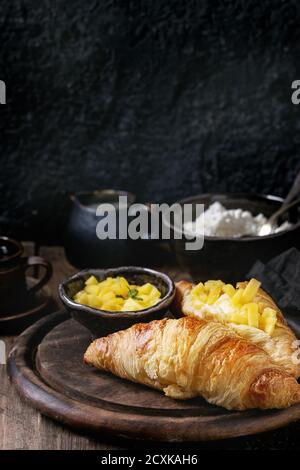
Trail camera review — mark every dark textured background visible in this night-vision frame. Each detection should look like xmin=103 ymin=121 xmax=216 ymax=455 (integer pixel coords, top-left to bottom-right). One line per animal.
xmin=1 ymin=0 xmax=300 ymax=243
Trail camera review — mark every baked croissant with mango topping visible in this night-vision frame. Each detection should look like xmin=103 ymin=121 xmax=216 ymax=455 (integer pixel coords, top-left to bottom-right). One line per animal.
xmin=84 ymin=316 xmax=300 ymax=410
xmin=172 ymin=279 xmax=300 ymax=378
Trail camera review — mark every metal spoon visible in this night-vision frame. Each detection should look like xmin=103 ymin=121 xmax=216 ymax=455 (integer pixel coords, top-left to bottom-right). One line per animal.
xmin=259 ymin=169 xmax=300 ymax=236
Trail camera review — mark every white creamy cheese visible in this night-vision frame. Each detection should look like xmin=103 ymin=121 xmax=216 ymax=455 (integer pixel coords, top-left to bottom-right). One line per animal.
xmin=187 ymin=293 xmax=237 ymax=322
xmin=184 ymin=201 xmax=290 ymax=238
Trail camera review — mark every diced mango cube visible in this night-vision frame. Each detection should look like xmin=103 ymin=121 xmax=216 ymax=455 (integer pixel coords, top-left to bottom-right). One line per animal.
xmin=192 ymin=282 xmax=204 ymax=293
xmin=85 ymin=275 xmax=98 ymax=286
xmin=260 ymin=308 xmax=277 ymax=334
xmin=191 ymin=280 xmax=224 ymax=306
xmin=138 ymin=283 xmax=155 ymax=295
xmin=207 ymin=285 xmax=222 ymax=305
xmin=74 ymin=289 xmax=85 ymax=299
xmin=204 ymin=280 xmax=224 ymax=291
xmin=87 ymin=294 xmax=102 ymax=309
xmin=231 ymin=309 xmax=248 ymax=325
xmin=197 ymin=292 xmax=208 ymax=303
xmin=241 ymin=278 xmax=261 ymax=303
xmin=100 ymin=291 xmax=116 ymax=303
xmin=245 ymin=303 xmax=259 ymax=328
xmin=263 ymin=317 xmax=276 ymax=335
xmin=146 ymin=285 xmax=161 ymax=300
xmin=97 ymin=285 xmax=111 ymax=297
xmin=112 ymin=276 xmax=129 ymax=297
xmin=204 ymin=280 xmax=214 ymax=290
xmin=75 ymin=292 xmax=89 ymax=305
xmin=223 ymin=284 xmax=236 ymax=297
xmin=84 ymin=284 xmax=101 ymax=295
xmin=122 ymin=298 xmax=143 ymax=311
xmin=258 ymin=302 xmax=267 ymax=313
xmin=262 ymin=307 xmax=277 ymax=320
xmin=231 ymin=288 xmax=245 ymax=306
xmin=140 ymin=296 xmax=159 ymax=309
xmin=101 ymin=301 xmax=122 ymax=311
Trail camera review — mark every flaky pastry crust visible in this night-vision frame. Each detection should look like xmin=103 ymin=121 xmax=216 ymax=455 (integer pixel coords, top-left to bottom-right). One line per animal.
xmin=173 ymin=280 xmax=300 ymax=378
xmin=84 ymin=316 xmax=300 ymax=410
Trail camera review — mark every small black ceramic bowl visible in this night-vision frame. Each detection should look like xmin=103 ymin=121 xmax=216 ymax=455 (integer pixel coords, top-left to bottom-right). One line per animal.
xmin=59 ymin=266 xmax=175 ymax=337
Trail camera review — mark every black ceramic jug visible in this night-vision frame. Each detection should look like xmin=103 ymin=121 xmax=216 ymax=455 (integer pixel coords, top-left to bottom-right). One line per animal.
xmin=64 ymin=190 xmax=139 ymax=268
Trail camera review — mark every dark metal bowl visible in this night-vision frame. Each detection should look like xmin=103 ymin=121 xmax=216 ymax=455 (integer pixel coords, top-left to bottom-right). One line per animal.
xmin=169 ymin=193 xmax=300 ymax=283
xmin=59 ymin=266 xmax=175 ymax=337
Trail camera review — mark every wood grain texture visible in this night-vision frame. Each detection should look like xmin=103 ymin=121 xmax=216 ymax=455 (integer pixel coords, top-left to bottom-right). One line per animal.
xmin=0 ymin=243 xmax=120 ymax=449
xmin=2 ymin=243 xmax=300 ymax=449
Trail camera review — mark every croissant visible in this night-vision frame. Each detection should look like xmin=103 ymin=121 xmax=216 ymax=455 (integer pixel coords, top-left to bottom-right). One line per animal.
xmin=84 ymin=316 xmax=300 ymax=410
xmin=173 ymin=280 xmax=300 ymax=378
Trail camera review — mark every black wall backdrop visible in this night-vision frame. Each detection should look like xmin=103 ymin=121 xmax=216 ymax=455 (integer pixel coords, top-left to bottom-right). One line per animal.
xmin=1 ymin=0 xmax=300 ymax=243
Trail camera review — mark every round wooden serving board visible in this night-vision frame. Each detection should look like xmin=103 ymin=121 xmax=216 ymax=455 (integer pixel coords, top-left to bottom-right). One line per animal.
xmin=8 ymin=310 xmax=300 ymax=442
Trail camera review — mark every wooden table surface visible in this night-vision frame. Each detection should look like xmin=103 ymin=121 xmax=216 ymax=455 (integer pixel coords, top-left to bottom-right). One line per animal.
xmin=1 ymin=243 xmax=300 ymax=450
